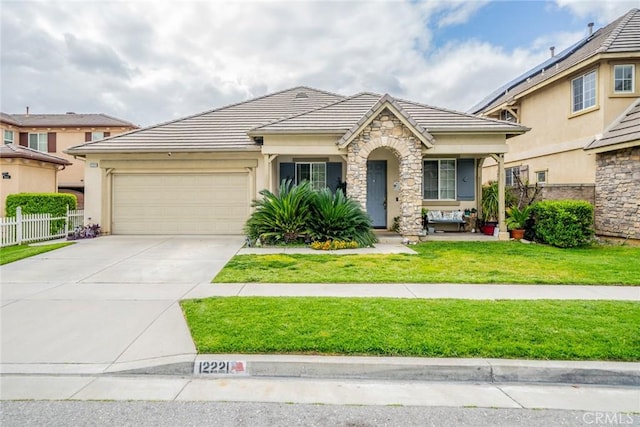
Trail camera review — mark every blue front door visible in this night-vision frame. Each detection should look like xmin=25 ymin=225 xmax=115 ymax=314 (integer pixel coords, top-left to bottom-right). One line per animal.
xmin=367 ymin=160 xmax=387 ymax=228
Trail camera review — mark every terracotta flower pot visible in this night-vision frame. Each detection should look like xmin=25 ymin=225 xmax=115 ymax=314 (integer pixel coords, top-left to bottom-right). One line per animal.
xmin=510 ymin=229 xmax=525 ymax=240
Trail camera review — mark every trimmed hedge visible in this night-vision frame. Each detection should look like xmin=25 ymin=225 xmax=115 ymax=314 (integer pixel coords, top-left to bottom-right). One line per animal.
xmin=533 ymin=200 xmax=594 ymax=248
xmin=5 ymin=193 xmax=77 ymax=234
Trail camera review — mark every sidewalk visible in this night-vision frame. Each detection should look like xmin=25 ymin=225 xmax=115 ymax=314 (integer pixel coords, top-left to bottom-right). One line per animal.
xmin=183 ymin=283 xmax=640 ymax=300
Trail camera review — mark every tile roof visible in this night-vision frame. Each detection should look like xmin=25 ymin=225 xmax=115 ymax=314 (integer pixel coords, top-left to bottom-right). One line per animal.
xmin=585 ymin=98 xmax=640 ymax=151
xmin=471 ymin=8 xmax=640 ymax=114
xmin=0 ymin=143 xmax=71 ymax=165
xmin=253 ymin=92 xmax=528 ymax=142
xmin=67 ymin=86 xmax=527 ymax=155
xmin=1 ymin=112 xmax=136 ymax=128
xmin=67 ymin=86 xmax=344 ymax=154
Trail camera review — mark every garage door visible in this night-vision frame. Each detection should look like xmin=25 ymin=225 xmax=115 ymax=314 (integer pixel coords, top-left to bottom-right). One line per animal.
xmin=112 ymin=173 xmax=250 ymax=234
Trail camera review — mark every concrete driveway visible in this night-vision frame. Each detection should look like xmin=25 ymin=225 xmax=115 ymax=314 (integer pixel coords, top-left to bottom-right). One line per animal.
xmin=0 ymin=236 xmax=244 ymax=374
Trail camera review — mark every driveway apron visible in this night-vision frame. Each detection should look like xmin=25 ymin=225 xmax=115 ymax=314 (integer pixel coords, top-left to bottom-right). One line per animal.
xmin=0 ymin=236 xmax=244 ymax=374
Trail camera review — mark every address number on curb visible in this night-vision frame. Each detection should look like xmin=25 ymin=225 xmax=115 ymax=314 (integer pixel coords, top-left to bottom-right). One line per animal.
xmin=194 ymin=360 xmax=247 ymax=375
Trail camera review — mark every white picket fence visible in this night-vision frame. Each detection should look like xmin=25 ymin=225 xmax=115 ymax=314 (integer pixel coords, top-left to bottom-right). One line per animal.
xmin=0 ymin=207 xmax=84 ymax=247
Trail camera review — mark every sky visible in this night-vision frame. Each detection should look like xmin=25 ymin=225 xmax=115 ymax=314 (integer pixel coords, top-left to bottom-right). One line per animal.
xmin=1 ymin=0 xmax=637 ymax=127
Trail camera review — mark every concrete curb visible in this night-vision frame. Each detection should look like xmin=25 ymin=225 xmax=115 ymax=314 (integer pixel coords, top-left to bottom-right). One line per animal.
xmin=116 ymin=354 xmax=640 ymax=386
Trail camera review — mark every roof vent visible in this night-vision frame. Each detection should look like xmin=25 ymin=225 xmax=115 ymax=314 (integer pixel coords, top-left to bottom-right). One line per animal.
xmin=588 ymin=22 xmax=594 ymax=35
xmin=549 ymin=46 xmax=555 ymax=57
xmin=295 ymin=92 xmax=309 ymax=99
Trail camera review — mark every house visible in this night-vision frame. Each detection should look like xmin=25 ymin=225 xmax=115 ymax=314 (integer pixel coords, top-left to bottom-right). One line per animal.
xmin=0 ymin=143 xmax=71 ymax=211
xmin=471 ymin=8 xmax=640 ymax=220
xmin=584 ymin=98 xmax=640 ymax=239
xmin=0 ymin=111 xmax=137 ymax=207
xmin=66 ymin=87 xmax=527 ymax=240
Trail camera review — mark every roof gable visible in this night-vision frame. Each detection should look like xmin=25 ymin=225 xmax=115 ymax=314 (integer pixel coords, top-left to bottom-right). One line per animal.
xmin=338 ymin=94 xmax=435 ymax=148
xmin=472 ymin=8 xmax=640 ymax=114
xmin=585 ymin=98 xmax=640 ymax=152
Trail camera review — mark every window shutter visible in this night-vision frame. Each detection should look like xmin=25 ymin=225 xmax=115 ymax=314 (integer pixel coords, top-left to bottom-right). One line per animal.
xmin=19 ymin=132 xmax=28 ymax=147
xmin=47 ymin=132 xmax=57 ymax=152
xmin=104 ymin=131 xmax=110 ymax=137
xmin=456 ymin=158 xmax=475 ymax=201
xmin=279 ymin=163 xmax=295 ymax=186
xmin=85 ymin=132 xmax=92 ymax=142
xmin=326 ymin=162 xmax=343 ymax=192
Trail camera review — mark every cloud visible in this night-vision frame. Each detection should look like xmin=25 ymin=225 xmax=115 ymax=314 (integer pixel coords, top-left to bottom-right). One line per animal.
xmin=555 ymin=0 xmax=637 ymax=23
xmin=1 ymin=0 xmax=630 ymax=126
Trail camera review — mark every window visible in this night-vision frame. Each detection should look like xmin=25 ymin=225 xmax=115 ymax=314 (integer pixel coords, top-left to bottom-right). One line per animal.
xmin=499 ymin=109 xmax=518 ymax=123
xmin=296 ymin=162 xmax=326 ymax=191
xmin=91 ymin=131 xmax=105 ymax=141
xmin=28 ymin=133 xmax=48 ymax=152
xmin=536 ymin=170 xmax=547 ymax=184
xmin=423 ymin=159 xmax=456 ymax=200
xmin=505 ymin=166 xmax=521 ymax=187
xmin=3 ymin=130 xmax=14 ymax=144
xmin=571 ymin=70 xmax=596 ymax=113
xmin=614 ymin=64 xmax=634 ymax=93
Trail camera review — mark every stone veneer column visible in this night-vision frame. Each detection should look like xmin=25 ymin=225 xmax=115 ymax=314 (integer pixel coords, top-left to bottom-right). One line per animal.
xmin=594 ymin=147 xmax=640 ymax=239
xmin=346 ymin=108 xmax=423 ymax=240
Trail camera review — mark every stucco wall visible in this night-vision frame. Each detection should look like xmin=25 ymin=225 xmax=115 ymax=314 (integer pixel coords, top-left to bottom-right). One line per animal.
xmin=0 ymin=159 xmax=59 ymax=212
xmin=594 ymin=147 xmax=640 ymax=239
xmin=482 ymin=59 xmax=639 ymax=187
xmin=1 ymin=123 xmax=134 ymax=189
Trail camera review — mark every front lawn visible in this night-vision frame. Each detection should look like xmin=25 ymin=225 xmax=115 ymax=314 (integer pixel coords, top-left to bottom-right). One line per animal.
xmin=0 ymin=242 xmax=73 ymax=265
xmin=213 ymin=241 xmax=640 ymax=285
xmin=181 ymin=297 xmax=639 ymax=361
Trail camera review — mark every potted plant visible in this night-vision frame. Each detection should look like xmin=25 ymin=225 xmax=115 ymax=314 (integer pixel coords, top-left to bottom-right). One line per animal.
xmin=506 ymin=205 xmax=533 ymax=240
xmin=481 ymin=182 xmax=500 ymax=235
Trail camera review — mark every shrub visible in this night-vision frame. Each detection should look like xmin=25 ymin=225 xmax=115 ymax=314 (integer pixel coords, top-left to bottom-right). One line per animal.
xmin=307 ymin=188 xmax=376 ymax=247
xmin=245 ymin=180 xmax=313 ymax=244
xmin=6 ymin=193 xmax=77 ymax=234
xmin=245 ymin=181 xmax=376 ymax=247
xmin=533 ymin=200 xmax=594 ymax=248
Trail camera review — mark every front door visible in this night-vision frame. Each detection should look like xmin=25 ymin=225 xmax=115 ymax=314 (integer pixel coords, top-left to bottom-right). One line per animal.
xmin=366 ymin=160 xmax=387 ymax=228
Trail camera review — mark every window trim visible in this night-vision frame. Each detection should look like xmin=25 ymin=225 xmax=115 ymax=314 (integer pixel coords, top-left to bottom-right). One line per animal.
xmin=422 ymin=158 xmax=457 ymax=201
xmin=613 ymin=64 xmax=635 ymax=94
xmin=295 ymin=162 xmax=327 ymax=191
xmin=571 ymin=69 xmax=597 ymax=113
xmin=3 ymin=129 xmax=14 ymax=144
xmin=91 ymin=131 xmax=105 ymax=141
xmin=28 ymin=132 xmax=48 ymax=152
xmin=505 ymin=166 xmax=521 ymax=187
xmin=535 ymin=170 xmax=547 ymax=184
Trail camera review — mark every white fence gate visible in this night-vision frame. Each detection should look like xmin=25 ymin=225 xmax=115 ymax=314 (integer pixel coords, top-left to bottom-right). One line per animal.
xmin=0 ymin=207 xmax=84 ymax=247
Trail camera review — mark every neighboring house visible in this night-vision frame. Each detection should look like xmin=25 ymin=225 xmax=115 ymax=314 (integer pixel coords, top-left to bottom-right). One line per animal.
xmin=66 ymin=87 xmax=527 ymax=240
xmin=584 ymin=98 xmax=640 ymax=239
xmin=0 ymin=111 xmax=137 ymax=207
xmin=0 ymin=143 xmax=71 ymax=211
xmin=471 ymin=8 xmax=640 ymax=211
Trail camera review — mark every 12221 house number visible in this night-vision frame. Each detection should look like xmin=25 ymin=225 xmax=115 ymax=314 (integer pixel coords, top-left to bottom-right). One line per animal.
xmin=194 ymin=360 xmax=246 ymax=375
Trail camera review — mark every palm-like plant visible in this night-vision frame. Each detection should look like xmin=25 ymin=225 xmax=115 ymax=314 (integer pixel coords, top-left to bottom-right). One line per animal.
xmin=307 ymin=188 xmax=376 ymax=247
xmin=245 ymin=179 xmax=313 ymax=244
xmin=506 ymin=204 xmax=533 ymax=231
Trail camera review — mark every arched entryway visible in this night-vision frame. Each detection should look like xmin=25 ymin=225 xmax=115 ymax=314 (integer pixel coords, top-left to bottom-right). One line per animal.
xmin=345 ymin=108 xmax=424 ymax=239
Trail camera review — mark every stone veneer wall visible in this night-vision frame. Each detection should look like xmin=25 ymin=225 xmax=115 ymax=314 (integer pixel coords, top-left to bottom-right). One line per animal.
xmin=536 ymin=184 xmax=595 ymax=206
xmin=346 ymin=108 xmax=423 ymax=239
xmin=594 ymin=147 xmax=640 ymax=239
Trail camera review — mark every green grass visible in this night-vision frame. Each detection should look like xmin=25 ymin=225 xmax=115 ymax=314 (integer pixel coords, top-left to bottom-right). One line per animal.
xmin=214 ymin=241 xmax=640 ymax=285
xmin=0 ymin=242 xmax=73 ymax=265
xmin=181 ymin=297 xmax=640 ymax=361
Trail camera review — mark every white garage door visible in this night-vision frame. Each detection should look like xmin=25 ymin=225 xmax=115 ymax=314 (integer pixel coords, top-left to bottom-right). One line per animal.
xmin=112 ymin=173 xmax=250 ymax=234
